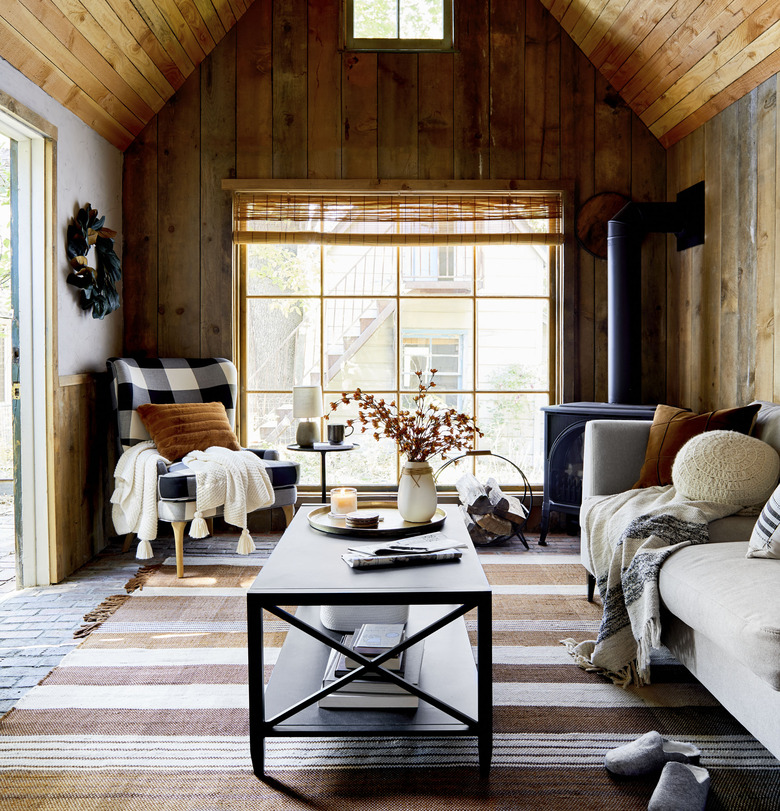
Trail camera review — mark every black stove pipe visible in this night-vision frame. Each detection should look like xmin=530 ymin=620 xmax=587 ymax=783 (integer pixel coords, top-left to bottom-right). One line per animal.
xmin=607 ymin=187 xmax=703 ymax=405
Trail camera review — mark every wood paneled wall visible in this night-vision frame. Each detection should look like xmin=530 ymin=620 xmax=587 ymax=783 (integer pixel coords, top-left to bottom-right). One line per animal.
xmin=122 ymin=0 xmax=668 ymax=404
xmin=666 ymin=72 xmax=780 ymax=411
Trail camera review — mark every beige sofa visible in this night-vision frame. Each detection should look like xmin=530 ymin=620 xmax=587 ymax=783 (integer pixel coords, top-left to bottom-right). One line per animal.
xmin=580 ymin=402 xmax=780 ymax=762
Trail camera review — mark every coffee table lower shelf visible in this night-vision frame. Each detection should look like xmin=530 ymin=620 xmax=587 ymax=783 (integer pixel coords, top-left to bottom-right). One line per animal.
xmin=250 ymin=603 xmax=489 ymax=773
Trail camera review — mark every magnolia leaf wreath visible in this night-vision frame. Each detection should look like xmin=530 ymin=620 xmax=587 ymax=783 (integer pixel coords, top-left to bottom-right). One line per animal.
xmin=66 ymin=203 xmax=122 ymax=319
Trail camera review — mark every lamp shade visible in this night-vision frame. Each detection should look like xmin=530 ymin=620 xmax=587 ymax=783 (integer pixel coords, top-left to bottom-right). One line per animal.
xmin=292 ymin=385 xmax=323 ymax=419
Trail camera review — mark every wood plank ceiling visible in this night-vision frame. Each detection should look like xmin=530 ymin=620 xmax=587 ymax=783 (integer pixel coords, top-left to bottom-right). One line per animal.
xmin=1 ymin=0 xmax=779 ymax=152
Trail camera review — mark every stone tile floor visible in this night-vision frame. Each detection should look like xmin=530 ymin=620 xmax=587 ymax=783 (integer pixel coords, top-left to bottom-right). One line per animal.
xmin=0 ymin=506 xmax=576 ymax=716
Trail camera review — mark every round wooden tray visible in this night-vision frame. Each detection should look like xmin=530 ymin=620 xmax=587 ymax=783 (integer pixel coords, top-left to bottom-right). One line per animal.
xmin=307 ymin=501 xmax=446 ymax=538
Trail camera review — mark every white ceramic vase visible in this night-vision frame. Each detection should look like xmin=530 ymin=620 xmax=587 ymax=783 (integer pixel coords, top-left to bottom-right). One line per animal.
xmin=397 ymin=460 xmax=438 ymax=523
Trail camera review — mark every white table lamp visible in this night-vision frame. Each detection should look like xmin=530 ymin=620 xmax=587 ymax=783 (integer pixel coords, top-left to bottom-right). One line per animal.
xmin=293 ymin=385 xmax=323 ymax=447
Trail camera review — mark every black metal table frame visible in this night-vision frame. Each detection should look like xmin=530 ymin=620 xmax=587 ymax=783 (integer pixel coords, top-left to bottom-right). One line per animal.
xmin=247 ymin=590 xmax=493 ymax=778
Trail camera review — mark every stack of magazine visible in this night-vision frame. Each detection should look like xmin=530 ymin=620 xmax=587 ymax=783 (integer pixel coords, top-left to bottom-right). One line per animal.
xmin=341 ymin=533 xmax=468 ymax=569
xmin=318 ymin=622 xmax=424 ymax=709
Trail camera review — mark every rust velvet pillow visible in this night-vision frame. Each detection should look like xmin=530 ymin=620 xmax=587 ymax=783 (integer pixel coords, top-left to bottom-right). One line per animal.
xmin=136 ymin=402 xmax=241 ymax=462
xmin=632 ymin=402 xmax=761 ymax=489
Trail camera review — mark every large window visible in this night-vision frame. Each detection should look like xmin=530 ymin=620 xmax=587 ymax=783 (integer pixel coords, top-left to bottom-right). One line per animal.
xmin=235 ymin=190 xmax=563 ymax=491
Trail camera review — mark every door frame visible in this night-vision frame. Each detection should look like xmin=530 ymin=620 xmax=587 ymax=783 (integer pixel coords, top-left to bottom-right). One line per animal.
xmin=0 ymin=99 xmax=55 ymax=588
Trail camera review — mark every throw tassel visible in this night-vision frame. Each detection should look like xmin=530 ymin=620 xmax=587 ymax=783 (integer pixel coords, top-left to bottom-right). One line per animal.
xmin=189 ymin=510 xmax=209 ymax=538
xmin=236 ymin=527 xmax=255 ymax=555
xmin=136 ymin=539 xmax=154 ymax=560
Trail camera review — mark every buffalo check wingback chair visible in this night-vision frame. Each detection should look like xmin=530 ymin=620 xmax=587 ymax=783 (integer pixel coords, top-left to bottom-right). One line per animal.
xmin=107 ymin=357 xmax=299 ymax=576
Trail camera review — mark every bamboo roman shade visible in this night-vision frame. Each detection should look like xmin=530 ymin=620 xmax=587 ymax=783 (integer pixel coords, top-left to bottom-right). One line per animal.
xmin=234 ymin=193 xmax=564 ymax=246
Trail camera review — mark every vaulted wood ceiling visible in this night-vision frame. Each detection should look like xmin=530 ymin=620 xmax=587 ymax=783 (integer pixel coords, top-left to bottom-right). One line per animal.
xmin=1 ymin=0 xmax=779 ymax=152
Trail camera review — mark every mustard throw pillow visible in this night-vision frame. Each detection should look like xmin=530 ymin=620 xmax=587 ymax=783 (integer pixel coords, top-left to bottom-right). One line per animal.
xmin=137 ymin=402 xmax=241 ymax=462
xmin=633 ymin=402 xmax=761 ymax=488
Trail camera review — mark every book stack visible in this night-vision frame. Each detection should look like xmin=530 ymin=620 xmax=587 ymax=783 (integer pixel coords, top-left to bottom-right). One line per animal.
xmin=318 ymin=622 xmax=424 ymax=710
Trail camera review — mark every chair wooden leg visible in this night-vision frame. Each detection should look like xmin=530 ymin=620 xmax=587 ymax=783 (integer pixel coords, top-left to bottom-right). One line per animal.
xmin=206 ymin=517 xmax=214 ymax=535
xmin=173 ymin=521 xmax=186 ymax=578
xmin=282 ymin=504 xmax=294 ymax=527
xmin=122 ymin=533 xmax=135 ymax=553
xmin=586 ymin=571 xmax=596 ymax=603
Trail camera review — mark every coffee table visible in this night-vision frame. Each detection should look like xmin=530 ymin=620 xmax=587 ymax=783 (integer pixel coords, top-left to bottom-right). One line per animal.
xmin=246 ymin=503 xmax=493 ymax=778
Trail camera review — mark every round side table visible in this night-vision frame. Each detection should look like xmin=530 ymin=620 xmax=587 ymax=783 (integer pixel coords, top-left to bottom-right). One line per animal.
xmin=286 ymin=442 xmax=359 ymax=503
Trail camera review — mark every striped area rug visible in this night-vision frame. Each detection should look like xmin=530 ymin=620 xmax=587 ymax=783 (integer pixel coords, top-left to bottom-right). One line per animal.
xmin=1 ymin=539 xmax=779 ymax=810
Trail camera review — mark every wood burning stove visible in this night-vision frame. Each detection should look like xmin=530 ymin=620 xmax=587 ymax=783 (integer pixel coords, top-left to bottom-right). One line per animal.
xmin=539 ymin=402 xmax=656 ymax=544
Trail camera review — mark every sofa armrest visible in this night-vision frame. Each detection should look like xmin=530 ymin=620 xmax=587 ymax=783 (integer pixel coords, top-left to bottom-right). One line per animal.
xmin=582 ymin=419 xmax=652 ymax=498
xmin=245 ymin=447 xmax=279 ymax=461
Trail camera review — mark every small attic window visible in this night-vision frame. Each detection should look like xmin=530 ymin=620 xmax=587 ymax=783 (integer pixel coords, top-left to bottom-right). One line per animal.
xmin=345 ymin=0 xmax=454 ymax=52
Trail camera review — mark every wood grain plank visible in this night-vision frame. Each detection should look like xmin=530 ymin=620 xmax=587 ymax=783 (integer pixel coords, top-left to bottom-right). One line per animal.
xmin=172 ymin=0 xmax=217 ymax=54
xmin=489 ymin=0 xmax=524 ymax=179
xmin=579 ymin=0 xmax=631 ymax=59
xmin=129 ymin=0 xmax=196 ymax=77
xmin=200 ymin=28 xmax=236 ymax=358
xmin=454 ymin=0 xmax=489 ymax=179
xmin=632 ymin=113 xmax=667 ymax=405
xmin=122 ymin=117 xmax=159 ymax=356
xmin=775 ymin=74 xmax=780 ymax=401
xmin=524 ymin=0 xmax=546 ymax=180
xmin=684 ymin=126 xmax=705 ymax=411
xmin=3 ymin=0 xmax=149 ymax=132
xmin=342 ymin=51 xmax=377 ymax=179
xmin=541 ymin=5 xmax=561 ymax=179
xmin=664 ymin=140 xmax=681 ymax=405
xmin=103 ymin=0 xmax=187 ymax=89
xmin=378 ymin=53 xmax=418 ymax=178
xmin=547 ymin=0 xmax=574 ymax=23
xmin=236 ymin=0 xmax=272 ymax=178
xmin=755 ymin=76 xmax=776 ymax=402
xmin=0 ymin=16 xmax=135 ymax=148
xmin=737 ymin=91 xmax=758 ymax=406
xmin=623 ymin=0 xmax=767 ymax=109
xmin=307 ymin=0 xmax=341 ymax=179
xmin=211 ymin=0 xmax=236 ymax=32
xmin=418 ymin=52 xmax=454 ymax=180
xmin=273 ymin=0 xmax=308 ymax=178
xmin=718 ymin=101 xmax=740 ymax=408
xmin=568 ymin=0 xmax=610 ymax=47
xmin=47 ymin=0 xmax=167 ymax=112
xmin=146 ymin=0 xmax=206 ymax=65
xmin=76 ymin=0 xmax=175 ymax=100
xmin=190 ymin=0 xmax=227 ymax=43
xmin=572 ymin=43 xmax=596 ymax=403
xmin=700 ymin=111 xmax=721 ymax=411
xmin=590 ymin=0 xmax=677 ymax=76
xmin=658 ymin=47 xmax=780 ymax=148
xmin=643 ymin=10 xmax=780 ymax=133
xmin=609 ymin=0 xmax=703 ymax=93
xmin=157 ymin=71 xmax=202 ymax=356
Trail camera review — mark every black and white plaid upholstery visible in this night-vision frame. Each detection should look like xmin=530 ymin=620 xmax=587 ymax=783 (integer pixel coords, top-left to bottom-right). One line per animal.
xmin=106 ymin=357 xmax=299 ymax=525
xmin=107 ymin=357 xmax=238 ymax=453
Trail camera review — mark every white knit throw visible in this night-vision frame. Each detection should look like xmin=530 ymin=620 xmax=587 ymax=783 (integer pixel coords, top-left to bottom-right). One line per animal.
xmin=182 ymin=447 xmax=274 ymax=554
xmin=111 ymin=440 xmax=169 ymax=548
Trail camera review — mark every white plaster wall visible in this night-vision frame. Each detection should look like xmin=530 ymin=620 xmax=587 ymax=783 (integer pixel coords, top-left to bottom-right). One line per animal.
xmin=0 ymin=58 xmax=123 ymax=376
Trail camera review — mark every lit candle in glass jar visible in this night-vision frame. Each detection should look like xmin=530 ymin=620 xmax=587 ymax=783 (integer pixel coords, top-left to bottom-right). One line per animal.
xmin=330 ymin=487 xmax=358 ymax=516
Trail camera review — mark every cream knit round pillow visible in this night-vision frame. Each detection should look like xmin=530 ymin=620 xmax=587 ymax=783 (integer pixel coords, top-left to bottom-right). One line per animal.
xmin=672 ymin=429 xmax=780 ymax=505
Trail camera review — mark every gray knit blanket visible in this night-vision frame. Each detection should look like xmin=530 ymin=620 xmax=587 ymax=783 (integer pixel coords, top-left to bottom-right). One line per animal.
xmin=565 ymin=486 xmax=741 ymax=686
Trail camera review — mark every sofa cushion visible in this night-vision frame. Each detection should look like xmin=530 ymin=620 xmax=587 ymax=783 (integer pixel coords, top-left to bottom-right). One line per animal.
xmin=137 ymin=402 xmax=241 ymax=461
xmin=748 ymin=483 xmax=780 ymax=559
xmin=671 ymin=430 xmax=779 ymax=506
xmin=633 ymin=403 xmax=761 ymax=489
xmin=659 ymin=542 xmax=780 ymax=690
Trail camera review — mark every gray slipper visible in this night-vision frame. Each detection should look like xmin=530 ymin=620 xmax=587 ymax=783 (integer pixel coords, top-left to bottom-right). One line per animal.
xmin=648 ymin=762 xmax=710 ymax=811
xmin=605 ymin=731 xmax=701 ymax=776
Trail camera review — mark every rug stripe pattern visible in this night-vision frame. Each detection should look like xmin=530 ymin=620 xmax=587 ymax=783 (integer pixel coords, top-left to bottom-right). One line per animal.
xmin=1 ymin=542 xmax=778 ymax=810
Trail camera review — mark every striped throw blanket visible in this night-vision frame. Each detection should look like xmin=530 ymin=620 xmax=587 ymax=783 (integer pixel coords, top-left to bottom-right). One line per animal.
xmin=566 ymin=486 xmax=740 ymax=686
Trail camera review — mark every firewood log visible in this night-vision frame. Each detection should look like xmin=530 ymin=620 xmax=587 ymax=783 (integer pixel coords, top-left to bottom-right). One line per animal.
xmin=456 ymin=473 xmax=492 ymax=515
xmin=486 ymin=477 xmax=528 ymax=524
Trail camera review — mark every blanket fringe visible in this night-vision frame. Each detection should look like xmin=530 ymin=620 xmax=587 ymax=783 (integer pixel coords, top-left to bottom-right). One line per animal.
xmin=189 ymin=511 xmax=210 ymax=539
xmin=236 ymin=527 xmax=255 ymax=555
xmin=561 ymin=638 xmax=649 ymax=688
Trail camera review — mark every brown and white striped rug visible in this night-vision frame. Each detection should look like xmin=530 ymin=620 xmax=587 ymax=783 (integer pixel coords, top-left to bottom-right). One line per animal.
xmin=1 ymin=538 xmax=778 ymax=810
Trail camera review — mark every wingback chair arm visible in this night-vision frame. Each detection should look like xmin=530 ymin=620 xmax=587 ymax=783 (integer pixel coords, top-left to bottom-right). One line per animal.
xmin=245 ymin=448 xmax=280 ymax=461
